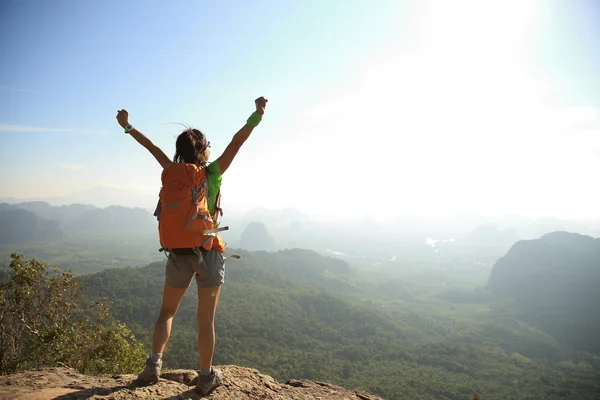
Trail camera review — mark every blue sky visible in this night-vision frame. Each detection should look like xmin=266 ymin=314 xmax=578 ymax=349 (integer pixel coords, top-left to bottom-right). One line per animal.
xmin=1 ymin=0 xmax=599 ymax=220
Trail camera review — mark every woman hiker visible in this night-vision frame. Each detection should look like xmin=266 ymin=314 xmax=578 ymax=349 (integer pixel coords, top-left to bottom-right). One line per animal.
xmin=115 ymin=96 xmax=268 ymax=395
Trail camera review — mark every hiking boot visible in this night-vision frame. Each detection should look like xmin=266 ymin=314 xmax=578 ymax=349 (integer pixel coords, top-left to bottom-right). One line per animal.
xmin=195 ymin=367 xmax=223 ymax=396
xmin=136 ymin=357 xmax=162 ymax=384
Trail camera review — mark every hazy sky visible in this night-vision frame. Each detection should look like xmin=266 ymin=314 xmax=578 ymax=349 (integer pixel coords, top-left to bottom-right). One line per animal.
xmin=1 ymin=0 xmax=599 ymax=220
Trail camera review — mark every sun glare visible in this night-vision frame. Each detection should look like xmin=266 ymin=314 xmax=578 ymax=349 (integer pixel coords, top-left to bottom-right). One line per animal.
xmin=293 ymin=0 xmax=599 ymax=219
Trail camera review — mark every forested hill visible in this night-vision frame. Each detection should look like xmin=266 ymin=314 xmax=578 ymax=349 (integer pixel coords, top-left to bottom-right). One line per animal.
xmin=488 ymin=231 xmax=600 ymax=354
xmin=0 ymin=207 xmax=63 ymax=243
xmin=79 ymin=247 xmax=600 ymax=400
xmin=1 ymin=201 xmax=155 ymax=233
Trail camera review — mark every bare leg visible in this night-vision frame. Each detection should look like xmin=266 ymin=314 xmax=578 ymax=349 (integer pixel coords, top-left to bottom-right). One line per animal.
xmin=152 ymin=283 xmax=188 ymax=353
xmin=197 ymin=285 xmax=222 ymax=370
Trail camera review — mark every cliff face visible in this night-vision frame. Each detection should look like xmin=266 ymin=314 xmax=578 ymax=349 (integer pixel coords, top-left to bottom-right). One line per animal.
xmin=0 ymin=365 xmax=384 ymax=400
xmin=487 ymin=231 xmax=600 ymax=354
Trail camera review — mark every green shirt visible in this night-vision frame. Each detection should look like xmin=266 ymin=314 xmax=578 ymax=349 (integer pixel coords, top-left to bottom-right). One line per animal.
xmin=205 ymin=161 xmax=222 ymax=216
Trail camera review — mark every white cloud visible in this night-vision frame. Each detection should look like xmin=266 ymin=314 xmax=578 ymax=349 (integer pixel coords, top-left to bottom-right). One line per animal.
xmin=0 ymin=124 xmax=110 ymax=134
xmin=58 ymin=163 xmax=85 ymax=171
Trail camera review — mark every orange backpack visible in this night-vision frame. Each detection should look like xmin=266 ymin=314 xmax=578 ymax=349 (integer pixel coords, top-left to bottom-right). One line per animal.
xmin=153 ymin=163 xmax=227 ymax=253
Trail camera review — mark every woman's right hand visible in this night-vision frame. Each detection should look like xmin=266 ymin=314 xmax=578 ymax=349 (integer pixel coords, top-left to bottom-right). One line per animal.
xmin=116 ymin=109 xmax=129 ymax=128
xmin=255 ymin=97 xmax=268 ymax=116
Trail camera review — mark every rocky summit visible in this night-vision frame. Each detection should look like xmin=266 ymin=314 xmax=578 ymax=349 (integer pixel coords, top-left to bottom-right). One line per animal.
xmin=0 ymin=365 xmax=384 ymax=400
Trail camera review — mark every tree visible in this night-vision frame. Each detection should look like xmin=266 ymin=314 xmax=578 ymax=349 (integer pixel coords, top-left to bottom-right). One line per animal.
xmin=0 ymin=254 xmax=146 ymax=375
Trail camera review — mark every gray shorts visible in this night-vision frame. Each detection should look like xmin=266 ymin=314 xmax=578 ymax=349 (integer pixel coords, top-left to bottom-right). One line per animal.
xmin=165 ymin=249 xmax=225 ymax=288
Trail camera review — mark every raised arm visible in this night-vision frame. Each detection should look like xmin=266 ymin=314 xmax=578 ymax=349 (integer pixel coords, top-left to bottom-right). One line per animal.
xmin=116 ymin=109 xmax=172 ymax=169
xmin=216 ymin=97 xmax=268 ymax=175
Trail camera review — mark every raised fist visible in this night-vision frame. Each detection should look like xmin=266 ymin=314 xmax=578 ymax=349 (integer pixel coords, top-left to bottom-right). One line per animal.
xmin=255 ymin=97 xmax=268 ymax=116
xmin=116 ymin=109 xmax=129 ymax=128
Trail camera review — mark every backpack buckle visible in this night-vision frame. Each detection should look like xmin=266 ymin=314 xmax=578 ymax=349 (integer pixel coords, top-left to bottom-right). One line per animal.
xmin=202 ymin=226 xmax=229 ymax=236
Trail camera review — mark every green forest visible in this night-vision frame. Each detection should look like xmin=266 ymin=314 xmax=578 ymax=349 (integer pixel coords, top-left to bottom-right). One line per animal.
xmin=74 ymin=245 xmax=600 ymax=400
xmin=1 ymin=216 xmax=599 ymax=400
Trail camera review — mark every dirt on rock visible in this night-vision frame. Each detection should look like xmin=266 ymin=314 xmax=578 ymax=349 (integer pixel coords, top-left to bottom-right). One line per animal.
xmin=0 ymin=365 xmax=385 ymax=400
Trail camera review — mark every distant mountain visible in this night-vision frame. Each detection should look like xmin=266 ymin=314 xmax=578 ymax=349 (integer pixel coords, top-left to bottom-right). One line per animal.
xmin=488 ymin=231 xmax=600 ymax=354
xmin=0 ymin=185 xmax=157 ymax=210
xmin=3 ymin=202 xmax=156 ymax=233
xmin=0 ymin=208 xmax=64 ymax=244
xmin=242 ymin=207 xmax=310 ymax=231
xmin=238 ymin=221 xmax=277 ymax=251
xmin=496 ymin=216 xmax=600 ymax=240
xmin=11 ymin=201 xmax=97 ymax=226
xmin=63 ymin=205 xmax=155 ymax=231
xmin=461 ymin=223 xmax=521 ymax=248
